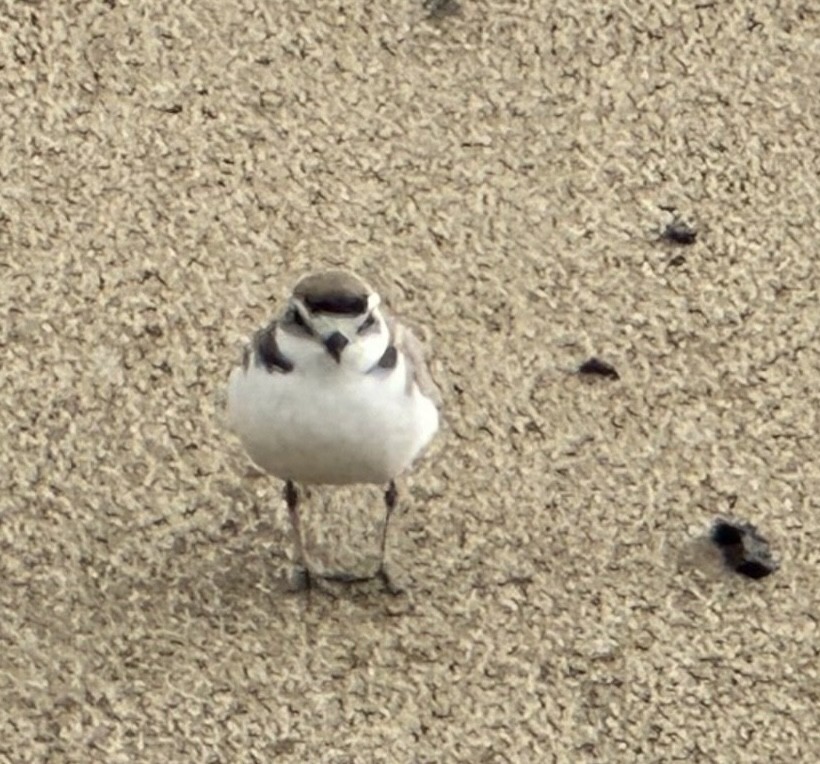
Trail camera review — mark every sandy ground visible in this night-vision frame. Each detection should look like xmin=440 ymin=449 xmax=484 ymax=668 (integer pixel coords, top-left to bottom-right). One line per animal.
xmin=2 ymin=1 xmax=819 ymax=762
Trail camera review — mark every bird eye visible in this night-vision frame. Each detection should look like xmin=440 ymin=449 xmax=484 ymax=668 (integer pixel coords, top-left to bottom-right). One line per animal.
xmin=358 ymin=313 xmax=376 ymax=333
xmin=290 ymin=309 xmax=312 ymax=334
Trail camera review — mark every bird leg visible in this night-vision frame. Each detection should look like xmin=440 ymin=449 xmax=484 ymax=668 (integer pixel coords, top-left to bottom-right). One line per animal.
xmin=378 ymin=480 xmax=398 ymax=563
xmin=284 ymin=480 xmax=311 ymax=590
xmin=292 ymin=481 xmax=402 ymax=594
xmin=375 ymin=480 xmax=403 ymax=594
xmin=318 ymin=481 xmax=402 ymax=593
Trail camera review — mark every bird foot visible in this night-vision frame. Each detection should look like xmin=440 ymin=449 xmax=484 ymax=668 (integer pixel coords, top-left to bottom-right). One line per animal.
xmin=375 ymin=566 xmax=405 ymax=596
xmin=292 ymin=566 xmax=404 ymax=595
xmin=287 ymin=564 xmax=313 ymax=592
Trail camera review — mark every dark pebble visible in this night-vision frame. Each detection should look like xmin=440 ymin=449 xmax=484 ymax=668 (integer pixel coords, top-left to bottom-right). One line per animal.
xmin=578 ymin=358 xmax=619 ymax=380
xmin=662 ymin=221 xmax=697 ymax=245
xmin=710 ymin=518 xmax=778 ymax=579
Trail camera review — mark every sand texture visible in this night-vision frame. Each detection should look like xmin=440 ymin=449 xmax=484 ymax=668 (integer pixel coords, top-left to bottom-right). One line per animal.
xmin=1 ymin=1 xmax=819 ymax=762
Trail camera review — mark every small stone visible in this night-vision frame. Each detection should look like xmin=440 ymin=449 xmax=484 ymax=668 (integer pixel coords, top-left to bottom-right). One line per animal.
xmin=578 ymin=357 xmax=619 ymax=380
xmin=662 ymin=221 xmax=697 ymax=245
xmin=423 ymin=0 xmax=462 ymax=18
xmin=710 ymin=519 xmax=778 ymax=579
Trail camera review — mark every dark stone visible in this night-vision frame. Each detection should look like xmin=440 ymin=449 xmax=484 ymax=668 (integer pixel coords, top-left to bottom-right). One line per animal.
xmin=735 ymin=560 xmax=776 ymax=580
xmin=711 ymin=521 xmax=743 ymax=547
xmin=662 ymin=221 xmax=697 ymax=245
xmin=578 ymin=357 xmax=619 ymax=380
xmin=424 ymin=0 xmax=462 ymax=18
xmin=710 ymin=518 xmax=778 ymax=579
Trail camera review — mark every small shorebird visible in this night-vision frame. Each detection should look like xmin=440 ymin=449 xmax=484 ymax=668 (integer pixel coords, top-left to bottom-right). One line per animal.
xmin=227 ymin=269 xmax=441 ymax=590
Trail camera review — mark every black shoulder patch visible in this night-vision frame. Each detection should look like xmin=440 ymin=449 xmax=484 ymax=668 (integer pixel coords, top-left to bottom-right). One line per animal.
xmin=304 ymin=294 xmax=368 ymax=316
xmin=255 ymin=328 xmax=294 ymax=373
xmin=377 ymin=345 xmax=398 ymax=369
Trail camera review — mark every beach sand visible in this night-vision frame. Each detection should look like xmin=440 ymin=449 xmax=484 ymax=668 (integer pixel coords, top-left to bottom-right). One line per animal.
xmin=2 ymin=2 xmax=818 ymax=761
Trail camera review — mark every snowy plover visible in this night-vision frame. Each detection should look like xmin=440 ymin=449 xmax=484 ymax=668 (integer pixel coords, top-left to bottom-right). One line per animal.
xmin=227 ymin=269 xmax=441 ymax=590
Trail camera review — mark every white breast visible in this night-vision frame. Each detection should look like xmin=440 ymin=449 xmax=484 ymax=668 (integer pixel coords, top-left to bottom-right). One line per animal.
xmin=227 ymin=353 xmax=439 ymax=485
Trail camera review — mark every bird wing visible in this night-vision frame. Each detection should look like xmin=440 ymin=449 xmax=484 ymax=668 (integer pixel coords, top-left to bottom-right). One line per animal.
xmin=384 ymin=313 xmax=443 ymax=407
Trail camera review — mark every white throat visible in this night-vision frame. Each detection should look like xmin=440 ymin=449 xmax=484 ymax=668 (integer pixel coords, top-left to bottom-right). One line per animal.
xmin=276 ymin=311 xmax=390 ymax=374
